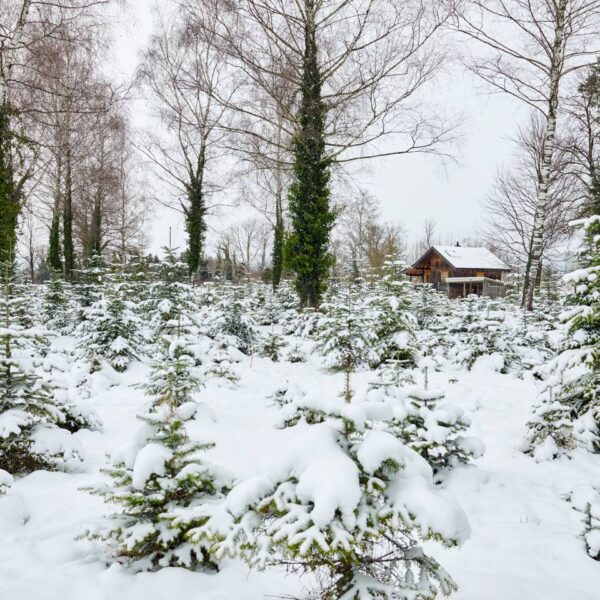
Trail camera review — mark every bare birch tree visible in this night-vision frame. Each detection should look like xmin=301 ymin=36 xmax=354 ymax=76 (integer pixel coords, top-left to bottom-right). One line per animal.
xmin=482 ymin=115 xmax=582 ymax=273
xmin=458 ymin=0 xmax=600 ymax=309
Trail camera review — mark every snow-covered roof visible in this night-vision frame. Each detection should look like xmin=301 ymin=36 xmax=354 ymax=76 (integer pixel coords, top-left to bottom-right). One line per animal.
xmin=411 ymin=245 xmax=510 ymax=271
xmin=432 ymin=246 xmax=509 ymax=270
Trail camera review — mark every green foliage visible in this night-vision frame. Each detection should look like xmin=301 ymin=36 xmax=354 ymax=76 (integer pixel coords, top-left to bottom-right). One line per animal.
xmin=85 ymin=328 xmax=227 ymax=571
xmin=0 ymin=264 xmax=60 ymax=474
xmin=284 ymin=8 xmax=335 ymax=308
xmin=47 ymin=209 xmax=63 ymax=273
xmin=76 ymin=268 xmax=142 ymax=373
xmin=527 ymin=216 xmax=600 ymax=457
xmin=63 ymin=155 xmax=75 ymax=280
xmin=0 ymin=106 xmax=21 ymax=265
xmin=272 ymin=217 xmax=284 ymax=290
xmin=184 ymin=172 xmax=207 ymax=277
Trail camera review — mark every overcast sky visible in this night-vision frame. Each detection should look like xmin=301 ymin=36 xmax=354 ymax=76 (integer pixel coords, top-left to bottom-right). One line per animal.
xmin=108 ymin=1 xmax=527 ymax=257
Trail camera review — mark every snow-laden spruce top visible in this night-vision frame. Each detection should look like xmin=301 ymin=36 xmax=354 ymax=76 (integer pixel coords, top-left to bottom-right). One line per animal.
xmin=432 ymin=246 xmax=510 ymax=270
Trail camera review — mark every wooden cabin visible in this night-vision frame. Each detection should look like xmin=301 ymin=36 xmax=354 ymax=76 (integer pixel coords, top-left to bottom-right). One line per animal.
xmin=405 ymin=245 xmax=511 ymax=299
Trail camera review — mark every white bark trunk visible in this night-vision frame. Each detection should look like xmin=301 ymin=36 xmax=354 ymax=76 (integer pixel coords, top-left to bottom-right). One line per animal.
xmin=523 ymin=0 xmax=568 ymax=311
xmin=0 ymin=0 xmax=32 ymax=108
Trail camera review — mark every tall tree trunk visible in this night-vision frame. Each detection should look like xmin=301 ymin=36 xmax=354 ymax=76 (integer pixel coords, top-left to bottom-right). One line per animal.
xmin=0 ymin=1 xmax=32 ymax=266
xmin=522 ymin=0 xmax=567 ymax=311
xmin=271 ymin=162 xmax=284 ymax=290
xmin=285 ymin=0 xmax=335 ymax=308
xmin=184 ymin=149 xmax=207 ymax=278
xmin=0 ymin=106 xmax=19 ymax=265
xmin=48 ymin=209 xmax=62 ymax=272
xmin=48 ymin=153 xmax=63 ymax=272
xmin=89 ymin=193 xmax=103 ymax=257
xmin=63 ymin=144 xmax=75 ymax=280
xmin=0 ymin=1 xmax=32 ymax=108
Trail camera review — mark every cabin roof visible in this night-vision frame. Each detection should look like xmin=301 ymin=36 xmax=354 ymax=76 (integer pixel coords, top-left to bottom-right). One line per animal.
xmin=410 ymin=245 xmax=510 ymax=271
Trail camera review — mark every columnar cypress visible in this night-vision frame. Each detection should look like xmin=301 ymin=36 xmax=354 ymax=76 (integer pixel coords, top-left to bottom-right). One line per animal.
xmin=284 ymin=0 xmax=335 ymax=309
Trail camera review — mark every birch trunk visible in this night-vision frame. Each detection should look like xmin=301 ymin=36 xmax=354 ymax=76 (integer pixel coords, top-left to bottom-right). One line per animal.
xmin=522 ymin=0 xmax=568 ymax=310
xmin=0 ymin=1 xmax=32 ymax=108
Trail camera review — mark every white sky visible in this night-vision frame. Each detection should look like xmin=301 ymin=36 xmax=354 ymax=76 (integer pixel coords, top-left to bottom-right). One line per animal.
xmin=108 ymin=1 xmax=527 ymax=257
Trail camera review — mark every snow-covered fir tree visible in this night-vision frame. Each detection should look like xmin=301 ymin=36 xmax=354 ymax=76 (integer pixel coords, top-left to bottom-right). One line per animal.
xmin=203 ymin=348 xmax=241 ymax=386
xmin=259 ymin=330 xmax=286 ymax=362
xmin=0 ymin=264 xmax=62 ymax=474
xmin=169 ymin=398 xmax=469 ymax=599
xmin=386 ymin=360 xmax=485 ymax=473
xmin=367 ymin=260 xmax=416 ymax=367
xmin=85 ymin=327 xmax=228 ymax=571
xmin=144 ymin=248 xmax=196 ymax=341
xmin=316 ymin=285 xmax=378 ymax=399
xmin=43 ymin=274 xmax=75 ymax=333
xmin=207 ymin=288 xmax=258 ymax=355
xmin=368 ymin=359 xmax=416 ymax=395
xmin=445 ymin=296 xmax=517 ymax=372
xmin=285 ymin=341 xmax=307 ymax=363
xmin=526 ymin=215 xmax=600 ymax=459
xmin=72 ymin=254 xmax=106 ymax=317
xmin=76 ymin=268 xmax=143 ymax=373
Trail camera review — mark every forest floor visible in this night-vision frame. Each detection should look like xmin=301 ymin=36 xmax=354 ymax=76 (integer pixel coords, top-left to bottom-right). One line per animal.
xmin=1 ymin=333 xmax=599 ymax=600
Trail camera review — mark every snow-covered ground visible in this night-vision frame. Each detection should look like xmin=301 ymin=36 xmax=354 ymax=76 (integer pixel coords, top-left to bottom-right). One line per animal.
xmin=1 ymin=340 xmax=599 ymax=599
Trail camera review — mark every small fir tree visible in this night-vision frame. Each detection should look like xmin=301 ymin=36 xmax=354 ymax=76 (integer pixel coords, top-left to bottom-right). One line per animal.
xmin=0 ymin=263 xmax=61 ymax=474
xmin=315 ymin=286 xmax=378 ymax=401
xmin=387 ymin=362 xmax=485 ymax=473
xmin=43 ymin=274 xmax=74 ymax=333
xmin=85 ymin=328 xmax=227 ymax=571
xmin=171 ymin=401 xmax=469 ymax=600
xmin=76 ymin=269 xmax=143 ymax=373
xmin=208 ymin=288 xmax=257 ymax=355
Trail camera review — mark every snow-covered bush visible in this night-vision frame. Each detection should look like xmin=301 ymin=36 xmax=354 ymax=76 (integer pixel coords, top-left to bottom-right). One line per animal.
xmin=583 ymin=496 xmax=600 ymax=560
xmin=0 ymin=468 xmax=13 ymax=494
